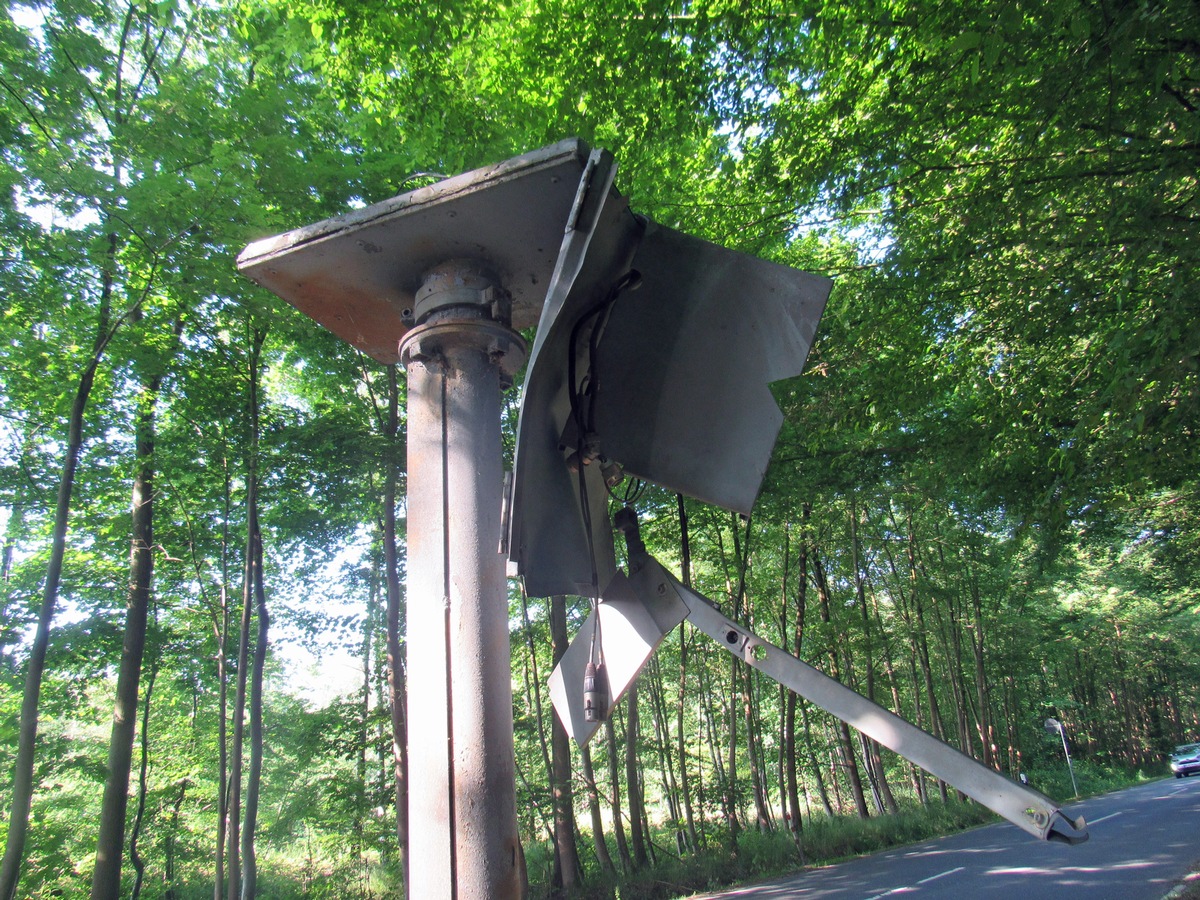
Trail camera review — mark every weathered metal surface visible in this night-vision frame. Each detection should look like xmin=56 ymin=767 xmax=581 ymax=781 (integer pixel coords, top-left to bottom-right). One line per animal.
xmin=508 ymin=153 xmax=831 ymax=598
xmin=401 ymin=282 xmax=528 ymax=897
xmin=508 ymin=148 xmax=639 ymax=597
xmin=548 ymin=569 xmax=688 ymax=745
xmin=236 ymin=139 xmax=590 ymax=363
xmin=594 ymin=223 xmax=831 ymax=513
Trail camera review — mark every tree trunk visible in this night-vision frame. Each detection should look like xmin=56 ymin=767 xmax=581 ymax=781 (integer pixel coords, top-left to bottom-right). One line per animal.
xmin=850 ymin=501 xmax=897 ymax=815
xmin=228 ymin=327 xmax=265 ymax=900
xmin=239 ymin=328 xmax=268 ymax=900
xmin=130 ymin=627 xmax=161 ymax=900
xmin=811 ymin=546 xmax=869 ymax=818
xmin=676 ymin=626 xmax=701 ymax=852
xmin=624 ymin=685 xmax=649 ymax=869
xmin=382 ymin=366 xmax=409 ymax=888
xmin=0 ymin=497 xmax=22 ymax=585
xmin=164 ymin=779 xmax=188 ymax=900
xmin=0 ymin=232 xmax=117 ymax=900
xmin=675 ymin=495 xmax=701 ymax=852
xmin=213 ymin=581 xmax=230 ymax=900
xmin=646 ymin=659 xmax=684 ymax=853
xmin=699 ymin=654 xmax=739 ymax=850
xmin=907 ymin=508 xmax=949 ymax=802
xmin=548 ymin=596 xmax=581 ymax=891
xmin=968 ymin=555 xmax=996 ymax=769
xmin=240 ymin=526 xmax=268 ymax=900
xmin=604 ymin=716 xmax=632 ymax=873
xmin=742 ymin=662 xmax=774 ymax=831
xmin=91 ymin=353 xmax=164 ymax=900
xmin=799 ymin=701 xmax=834 ymax=817
xmin=784 ymin=517 xmax=807 ymax=856
xmin=578 ymin=745 xmax=616 ymax=877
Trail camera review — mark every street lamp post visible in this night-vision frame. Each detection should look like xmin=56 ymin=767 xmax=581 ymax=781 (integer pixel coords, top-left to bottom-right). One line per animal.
xmin=237 ymin=140 xmax=594 ymax=898
xmin=1045 ymin=717 xmax=1079 ymax=799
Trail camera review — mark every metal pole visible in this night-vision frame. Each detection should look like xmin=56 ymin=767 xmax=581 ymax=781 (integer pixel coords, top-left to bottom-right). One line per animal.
xmin=1046 ymin=718 xmax=1079 ymax=799
xmin=1059 ymin=728 xmax=1079 ymax=799
xmin=401 ymin=261 xmax=526 ymax=898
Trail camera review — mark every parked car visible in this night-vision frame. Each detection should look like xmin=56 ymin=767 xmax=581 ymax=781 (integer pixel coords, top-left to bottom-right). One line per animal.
xmin=1170 ymin=743 xmax=1200 ymax=778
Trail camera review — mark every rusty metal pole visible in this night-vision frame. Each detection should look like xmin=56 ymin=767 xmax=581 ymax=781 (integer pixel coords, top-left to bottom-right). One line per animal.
xmin=399 ymin=261 xmax=526 ymax=899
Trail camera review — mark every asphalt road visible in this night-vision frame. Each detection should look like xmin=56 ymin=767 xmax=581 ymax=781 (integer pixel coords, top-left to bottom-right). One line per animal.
xmin=693 ymin=776 xmax=1200 ymax=900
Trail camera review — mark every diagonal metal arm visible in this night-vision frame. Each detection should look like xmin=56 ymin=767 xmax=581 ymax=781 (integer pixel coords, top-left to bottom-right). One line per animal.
xmin=643 ymin=557 xmax=1088 ymax=844
xmin=549 ymin=544 xmax=1088 ymax=844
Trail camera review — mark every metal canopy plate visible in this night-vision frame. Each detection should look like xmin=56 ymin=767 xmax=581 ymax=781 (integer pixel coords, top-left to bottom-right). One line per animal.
xmin=236 ymin=139 xmax=591 ymax=363
xmin=509 ymin=159 xmax=831 ymax=598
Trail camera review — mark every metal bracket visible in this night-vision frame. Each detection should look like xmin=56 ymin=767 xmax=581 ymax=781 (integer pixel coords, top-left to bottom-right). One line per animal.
xmin=549 ymin=545 xmax=1089 ymax=844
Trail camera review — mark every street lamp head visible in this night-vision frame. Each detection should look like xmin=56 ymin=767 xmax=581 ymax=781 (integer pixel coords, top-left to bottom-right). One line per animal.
xmin=236 ymin=139 xmax=593 ymax=363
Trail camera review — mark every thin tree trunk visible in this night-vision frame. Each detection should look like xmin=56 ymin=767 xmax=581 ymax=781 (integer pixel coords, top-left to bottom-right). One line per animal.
xmin=382 ymin=366 xmax=409 ymax=888
xmin=548 ymin=596 xmax=581 ymax=891
xmin=520 ymin=593 xmax=554 ymax=801
xmin=784 ymin=517 xmax=807 ymax=856
xmin=604 ymin=717 xmax=633 ymax=873
xmin=645 ymin=660 xmax=681 ymax=853
xmin=130 ymin=622 xmax=161 ymax=900
xmin=624 ymin=685 xmax=649 ymax=869
xmin=356 ymin=560 xmax=375 ymax=882
xmin=968 ymin=555 xmax=996 ymax=769
xmin=227 ymin=527 xmax=250 ymax=899
xmin=92 ymin=352 xmax=164 ymax=899
xmin=907 ymin=508 xmax=949 ymax=803
xmin=799 ymin=702 xmax=834 ymax=817
xmin=0 ymin=497 xmax=22 ymax=584
xmin=240 ymin=525 xmax=268 ymax=900
xmin=213 ymin=579 xmax=230 ymax=899
xmin=850 ymin=501 xmax=897 ymax=815
xmin=0 ymin=233 xmax=116 ymax=900
xmin=742 ymin=662 xmax=773 ymax=831
xmin=675 ymin=495 xmax=700 ymax=852
xmin=164 ymin=779 xmax=188 ymax=900
xmin=578 ymin=745 xmax=616 ymax=877
xmin=239 ymin=327 xmax=268 ymax=900
xmin=228 ymin=328 xmax=265 ymax=900
xmin=697 ymin=653 xmax=739 ymax=850
xmin=811 ymin=544 xmax=869 ymax=818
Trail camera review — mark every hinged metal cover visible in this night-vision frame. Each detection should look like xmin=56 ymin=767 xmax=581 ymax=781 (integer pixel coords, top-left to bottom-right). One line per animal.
xmin=548 ymin=568 xmax=688 ymax=745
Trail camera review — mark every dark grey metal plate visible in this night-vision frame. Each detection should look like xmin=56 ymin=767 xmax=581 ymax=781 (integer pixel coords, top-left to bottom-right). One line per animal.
xmin=595 ymin=223 xmax=831 ymax=513
xmin=236 ymin=139 xmax=591 ymax=363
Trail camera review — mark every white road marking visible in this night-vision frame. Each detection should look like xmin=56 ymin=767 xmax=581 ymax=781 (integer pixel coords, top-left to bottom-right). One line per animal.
xmin=917 ymin=866 xmax=964 ymax=884
xmin=863 ymin=866 xmax=964 ymax=898
xmin=1089 ymin=811 xmax=1123 ymax=825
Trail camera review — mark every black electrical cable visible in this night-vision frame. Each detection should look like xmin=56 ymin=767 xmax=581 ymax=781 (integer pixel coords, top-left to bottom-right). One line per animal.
xmin=565 ymin=269 xmax=641 ymax=674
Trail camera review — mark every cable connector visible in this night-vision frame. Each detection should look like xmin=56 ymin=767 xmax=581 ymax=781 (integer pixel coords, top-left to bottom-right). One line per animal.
xmin=583 ymin=662 xmax=609 ymax=723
